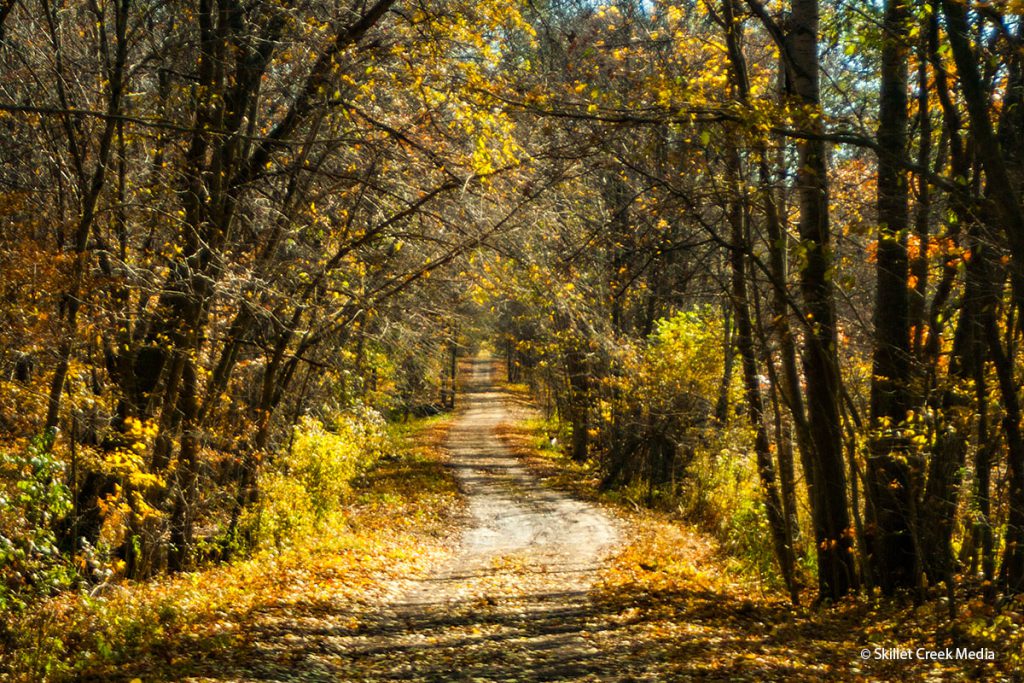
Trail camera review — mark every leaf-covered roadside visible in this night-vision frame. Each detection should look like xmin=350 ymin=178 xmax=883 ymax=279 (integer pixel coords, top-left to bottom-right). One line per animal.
xmin=496 ymin=402 xmax=1024 ymax=682
xmin=0 ymin=417 xmax=461 ymax=682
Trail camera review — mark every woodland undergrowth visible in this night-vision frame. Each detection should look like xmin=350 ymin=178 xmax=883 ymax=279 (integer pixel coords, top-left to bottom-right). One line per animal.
xmin=0 ymin=415 xmax=460 ymax=682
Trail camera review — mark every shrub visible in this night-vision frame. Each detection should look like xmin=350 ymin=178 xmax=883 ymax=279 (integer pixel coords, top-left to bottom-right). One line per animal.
xmin=596 ymin=307 xmax=739 ymax=492
xmin=0 ymin=432 xmax=74 ymax=611
xmin=582 ymin=308 xmax=789 ymax=585
xmin=246 ymin=406 xmax=389 ymax=551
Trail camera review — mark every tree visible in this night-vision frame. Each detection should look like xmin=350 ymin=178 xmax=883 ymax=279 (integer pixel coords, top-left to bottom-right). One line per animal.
xmin=867 ymin=0 xmax=916 ymax=596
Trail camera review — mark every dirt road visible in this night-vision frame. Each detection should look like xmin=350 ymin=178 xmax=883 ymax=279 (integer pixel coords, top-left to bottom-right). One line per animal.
xmin=407 ymin=357 xmax=618 ymax=602
xmin=332 ymin=358 xmax=621 ymax=681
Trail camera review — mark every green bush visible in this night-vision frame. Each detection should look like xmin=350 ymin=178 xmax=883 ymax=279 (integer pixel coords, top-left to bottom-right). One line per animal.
xmin=246 ymin=406 xmax=389 ymax=551
xmin=0 ymin=432 xmax=74 ymax=611
xmin=249 ymin=473 xmax=317 ymax=552
xmin=585 ymin=307 xmax=789 ymax=584
xmin=723 ymin=498 xmax=779 ymax=585
xmin=594 ymin=307 xmax=741 ymax=490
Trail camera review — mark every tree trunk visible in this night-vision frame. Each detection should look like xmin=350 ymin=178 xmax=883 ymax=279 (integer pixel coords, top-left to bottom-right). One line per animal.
xmin=867 ymin=0 xmax=918 ymax=596
xmin=44 ymin=0 xmax=129 ymax=432
xmin=941 ymin=0 xmax=1024 ymax=593
xmin=985 ymin=313 xmax=1024 ymax=593
xmin=786 ymin=0 xmax=857 ymax=601
xmin=713 ymin=305 xmax=734 ymax=424
xmin=566 ymin=344 xmax=590 ymax=463
xmin=168 ymin=358 xmax=200 ymax=572
xmin=721 ymin=0 xmax=798 ymax=603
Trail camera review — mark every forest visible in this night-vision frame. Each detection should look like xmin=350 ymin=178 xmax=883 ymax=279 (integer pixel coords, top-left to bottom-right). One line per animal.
xmin=2 ymin=0 xmax=1024 ymax=680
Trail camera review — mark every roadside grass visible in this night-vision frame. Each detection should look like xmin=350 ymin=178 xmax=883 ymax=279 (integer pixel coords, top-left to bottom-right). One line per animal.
xmin=494 ymin=382 xmax=1023 ymax=682
xmin=1 ymin=415 xmax=461 ymax=683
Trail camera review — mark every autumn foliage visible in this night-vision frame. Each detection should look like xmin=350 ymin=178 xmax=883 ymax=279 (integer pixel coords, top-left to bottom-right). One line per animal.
xmin=3 ymin=0 xmax=1024 ymax=679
